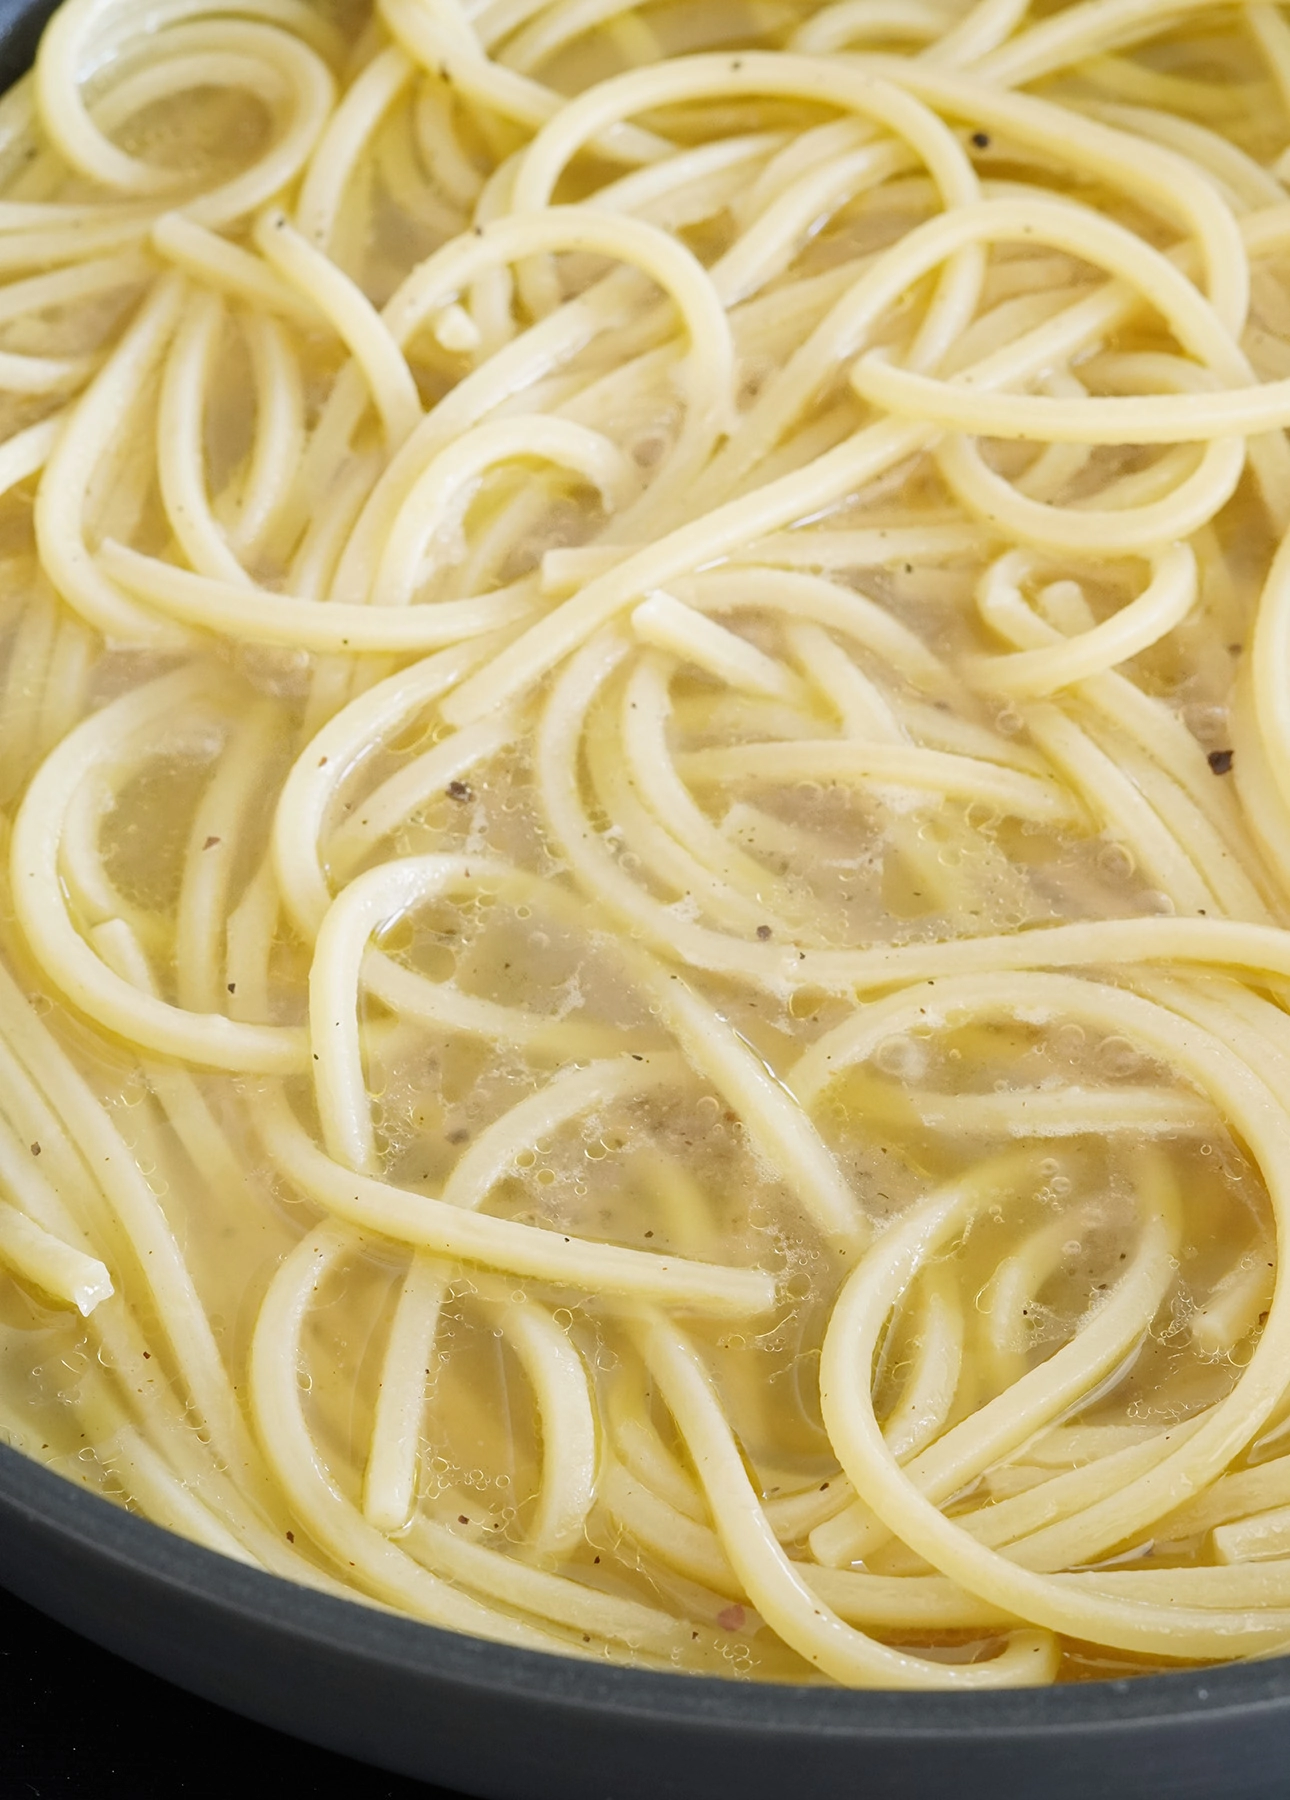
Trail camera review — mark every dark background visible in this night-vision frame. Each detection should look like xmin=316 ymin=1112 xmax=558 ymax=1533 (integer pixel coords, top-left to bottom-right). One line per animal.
xmin=1 ymin=1582 xmax=464 ymax=1798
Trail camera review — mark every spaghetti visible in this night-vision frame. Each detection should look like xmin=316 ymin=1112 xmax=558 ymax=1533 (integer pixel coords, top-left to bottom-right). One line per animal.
xmin=1 ymin=0 xmax=1290 ymax=1689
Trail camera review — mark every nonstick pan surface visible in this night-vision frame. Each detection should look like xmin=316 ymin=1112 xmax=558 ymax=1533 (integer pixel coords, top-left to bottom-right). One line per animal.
xmin=4 ymin=1380 xmax=1290 ymax=1799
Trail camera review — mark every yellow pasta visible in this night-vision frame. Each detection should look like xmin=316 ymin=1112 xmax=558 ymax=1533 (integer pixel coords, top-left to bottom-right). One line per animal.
xmin=8 ymin=0 xmax=1290 ymax=1692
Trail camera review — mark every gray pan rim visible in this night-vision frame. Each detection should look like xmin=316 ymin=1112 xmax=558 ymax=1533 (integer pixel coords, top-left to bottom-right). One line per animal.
xmin=2 ymin=1434 xmax=1287 ymax=1741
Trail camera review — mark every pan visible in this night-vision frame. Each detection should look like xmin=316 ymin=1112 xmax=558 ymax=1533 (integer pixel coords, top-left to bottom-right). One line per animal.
xmin=0 ymin=1 xmax=1286 ymax=1792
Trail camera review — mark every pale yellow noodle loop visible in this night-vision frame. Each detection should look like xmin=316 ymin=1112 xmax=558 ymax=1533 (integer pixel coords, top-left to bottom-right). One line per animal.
xmin=371 ymin=413 xmax=636 ymax=608
xmin=812 ymin=1163 xmax=1180 ymax=1566
xmin=10 ymin=666 xmax=307 ymax=1072
xmin=363 ymin=1252 xmax=447 ymax=1532
xmin=35 ymin=271 xmax=194 ymax=647
xmin=255 ymin=208 xmax=422 ymax=447
xmin=819 ymin=979 xmax=1290 ymax=1648
xmin=249 ymin=1223 xmax=584 ymax=1651
xmin=272 ymin=637 xmax=507 ymax=941
xmin=296 ymin=44 xmax=413 ymax=252
xmin=935 ymin=430 xmax=1244 ymax=554
xmin=36 ymin=0 xmax=336 ymax=210
xmin=493 ymin=1295 xmax=598 ymax=1560
xmin=863 ymin=56 xmax=1250 ymax=334
xmin=508 ymin=50 xmax=982 ymax=334
xmin=968 ymin=544 xmax=1200 ymax=699
xmin=635 ymin=1308 xmax=1061 ymax=1688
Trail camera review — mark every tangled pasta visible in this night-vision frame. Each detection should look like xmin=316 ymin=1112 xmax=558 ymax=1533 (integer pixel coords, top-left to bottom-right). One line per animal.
xmin=9 ymin=0 xmax=1290 ymax=1689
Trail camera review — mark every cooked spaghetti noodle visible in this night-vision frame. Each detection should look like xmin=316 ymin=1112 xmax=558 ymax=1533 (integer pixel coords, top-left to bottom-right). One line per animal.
xmin=6 ymin=0 xmax=1290 ymax=1688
